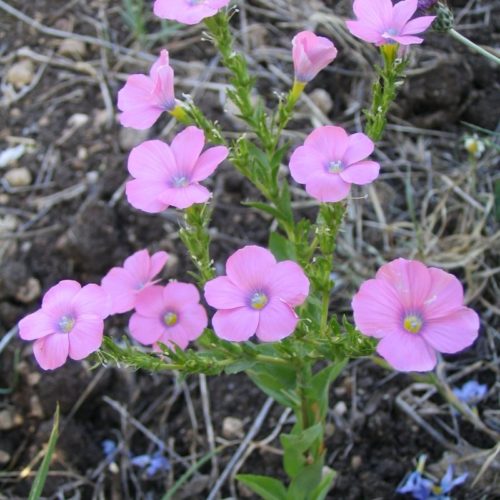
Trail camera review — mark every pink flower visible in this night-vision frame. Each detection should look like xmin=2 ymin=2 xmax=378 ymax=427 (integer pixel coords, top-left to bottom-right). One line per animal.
xmin=154 ymin=0 xmax=230 ymax=25
xmin=346 ymin=0 xmax=435 ymax=46
xmin=101 ymin=249 xmax=169 ymax=314
xmin=129 ymin=282 xmax=207 ymax=349
xmin=292 ymin=31 xmax=338 ymax=82
xmin=117 ymin=49 xmax=175 ymax=129
xmin=126 ymin=126 xmax=228 ymax=212
xmin=18 ymin=280 xmax=109 ymax=370
xmin=289 ymin=126 xmax=380 ymax=203
xmin=352 ymin=258 xmax=480 ymax=372
xmin=204 ymin=246 xmax=310 ymax=342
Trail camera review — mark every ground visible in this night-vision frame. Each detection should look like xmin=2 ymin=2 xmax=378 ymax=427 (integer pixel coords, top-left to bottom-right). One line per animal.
xmin=0 ymin=0 xmax=499 ymax=498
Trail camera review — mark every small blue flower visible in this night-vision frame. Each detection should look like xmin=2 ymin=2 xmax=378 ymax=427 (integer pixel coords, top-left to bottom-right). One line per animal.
xmin=397 ymin=461 xmax=468 ymax=499
xmin=102 ymin=439 xmax=117 ymax=457
xmin=131 ymin=450 xmax=170 ymax=477
xmin=452 ymin=380 xmax=488 ymax=405
xmin=397 ymin=470 xmax=433 ymax=500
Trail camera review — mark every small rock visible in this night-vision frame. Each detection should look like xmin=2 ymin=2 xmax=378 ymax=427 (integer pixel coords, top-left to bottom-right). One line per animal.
xmin=119 ymin=127 xmax=149 ymax=150
xmin=0 ymin=215 xmax=18 ymax=234
xmin=309 ymin=88 xmax=333 ymax=114
xmin=27 ymin=372 xmax=42 ymax=386
xmin=222 ymin=416 xmax=244 ymax=439
xmin=0 ymin=450 xmax=11 ymax=465
xmin=0 ymin=144 xmax=26 ymax=168
xmin=333 ymin=401 xmax=347 ymax=417
xmin=68 ymin=113 xmax=89 ymax=128
xmin=0 ymin=194 xmax=9 ymax=204
xmin=30 ymin=395 xmax=45 ymax=419
xmin=77 ymin=146 xmax=88 ymax=160
xmin=351 ymin=455 xmax=362 ymax=470
xmin=6 ymin=60 xmax=35 ymax=89
xmin=58 ymin=39 xmax=87 ymax=59
xmin=0 ymin=409 xmax=23 ymax=431
xmin=4 ymin=167 xmax=32 ymax=187
xmin=15 ymin=276 xmax=41 ymax=303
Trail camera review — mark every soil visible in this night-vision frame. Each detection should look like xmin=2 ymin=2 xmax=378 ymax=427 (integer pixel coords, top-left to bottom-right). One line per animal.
xmin=0 ymin=0 xmax=499 ymax=499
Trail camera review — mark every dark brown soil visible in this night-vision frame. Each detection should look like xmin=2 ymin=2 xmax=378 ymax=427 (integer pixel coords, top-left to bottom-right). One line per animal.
xmin=0 ymin=0 xmax=499 ymax=498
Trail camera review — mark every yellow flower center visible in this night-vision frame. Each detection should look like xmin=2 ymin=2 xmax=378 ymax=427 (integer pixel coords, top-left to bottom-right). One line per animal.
xmin=163 ymin=312 xmax=178 ymax=327
xmin=58 ymin=315 xmax=75 ymax=333
xmin=250 ymin=292 xmax=268 ymax=310
xmin=403 ymin=314 xmax=423 ymax=334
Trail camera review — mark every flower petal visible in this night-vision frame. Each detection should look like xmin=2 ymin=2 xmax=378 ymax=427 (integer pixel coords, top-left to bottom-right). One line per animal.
xmin=128 ymin=140 xmax=176 ymax=181
xmin=170 ymin=126 xmax=205 ymax=176
xmin=72 ymin=284 xmax=110 ymax=319
xmin=345 ymin=20 xmax=383 ymax=44
xmin=162 ymin=282 xmax=201 ymax=310
xmin=352 ymin=278 xmax=405 ymax=338
xmin=342 ymin=133 xmax=374 ymax=166
xmin=392 ymin=0 xmax=418 ymax=30
xmin=150 ymin=251 xmax=169 ymax=277
xmin=423 ymin=307 xmax=479 ymax=354
xmin=33 ymin=334 xmax=69 ymax=370
xmin=212 ymin=307 xmax=259 ymax=342
xmin=353 ymin=0 xmax=393 ymax=28
xmin=126 ymin=179 xmax=168 ymax=214
xmin=305 ymin=172 xmax=351 ymax=202
xmin=204 ymin=276 xmax=247 ymax=309
xmin=18 ymin=310 xmax=56 ymax=341
xmin=226 ymin=245 xmax=276 ymax=291
xmin=174 ymin=303 xmax=207 ymax=341
xmin=191 ymin=146 xmax=228 ymax=182
xmin=101 ymin=268 xmax=138 ymax=314
xmin=266 ymin=261 xmax=309 ymax=307
xmin=42 ymin=280 xmax=81 ymax=319
xmin=157 ymin=184 xmax=211 ymax=209
xmin=390 ymin=34 xmax=424 ymax=45
xmin=423 ymin=267 xmax=465 ymax=320
xmin=375 ymin=258 xmax=432 ymax=311
xmin=129 ymin=313 xmax=163 ymax=345
xmin=401 ymin=15 xmax=436 ymax=35
xmin=68 ymin=316 xmax=104 ymax=359
xmin=256 ymin=298 xmax=299 ymax=342
xmin=134 ymin=285 xmax=165 ymax=317
xmin=289 ymin=145 xmax=327 ymax=184
xmin=304 ymin=126 xmax=349 ymax=162
xmin=339 ymin=160 xmax=380 ymax=185
xmin=376 ymin=330 xmax=437 ymax=372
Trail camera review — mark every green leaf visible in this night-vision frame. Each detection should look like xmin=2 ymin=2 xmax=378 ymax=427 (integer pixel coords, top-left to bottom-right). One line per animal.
xmin=29 ymin=404 xmax=60 ymax=500
xmin=247 ymin=363 xmax=298 ymax=408
xmin=237 ymin=474 xmax=288 ymax=500
xmin=310 ymin=360 xmax=348 ymax=419
xmin=280 ymin=423 xmax=323 ymax=478
xmin=309 ymin=467 xmax=336 ymax=500
xmin=224 ymin=358 xmax=256 ymax=374
xmin=269 ymin=231 xmax=297 ymax=261
xmin=287 ymin=460 xmax=324 ymax=499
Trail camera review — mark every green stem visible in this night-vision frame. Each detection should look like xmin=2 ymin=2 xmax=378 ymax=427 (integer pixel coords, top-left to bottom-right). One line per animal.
xmin=449 ymin=29 xmax=500 ymax=65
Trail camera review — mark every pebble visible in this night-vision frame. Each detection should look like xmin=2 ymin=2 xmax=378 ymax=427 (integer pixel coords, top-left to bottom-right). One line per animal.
xmin=351 ymin=455 xmax=362 ymax=470
xmin=30 ymin=395 xmax=45 ymax=419
xmin=68 ymin=113 xmax=90 ymax=128
xmin=222 ymin=416 xmax=244 ymax=439
xmin=0 ymin=215 xmax=18 ymax=234
xmin=4 ymin=167 xmax=32 ymax=187
xmin=333 ymin=401 xmax=348 ymax=417
xmin=15 ymin=276 xmax=42 ymax=303
xmin=247 ymin=23 xmax=267 ymax=49
xmin=0 ymin=450 xmax=11 ymax=465
xmin=6 ymin=60 xmax=35 ymax=88
xmin=58 ymin=39 xmax=87 ymax=59
xmin=27 ymin=372 xmax=42 ymax=386
xmin=119 ymin=127 xmax=149 ymax=150
xmin=309 ymin=88 xmax=333 ymax=114
xmin=0 ymin=409 xmax=23 ymax=431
